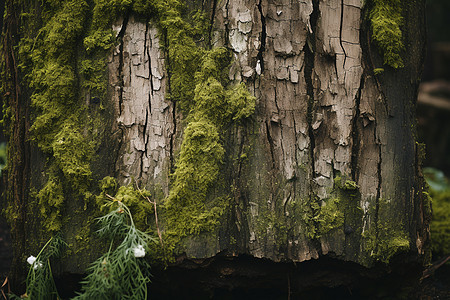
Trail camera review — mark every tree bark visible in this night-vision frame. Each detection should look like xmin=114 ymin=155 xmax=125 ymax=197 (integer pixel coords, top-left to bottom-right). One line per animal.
xmin=1 ymin=0 xmax=429 ymax=295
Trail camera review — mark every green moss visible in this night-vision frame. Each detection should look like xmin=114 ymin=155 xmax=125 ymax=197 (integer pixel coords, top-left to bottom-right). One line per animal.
xmin=362 ymin=197 xmax=411 ymax=263
xmin=15 ymin=0 xmax=98 ymax=232
xmin=430 ymin=191 xmax=450 ymax=256
xmin=369 ymin=0 xmax=404 ymax=68
xmin=363 ymin=226 xmax=410 ymax=264
xmin=37 ymin=177 xmax=64 ymax=232
xmin=298 ymin=176 xmax=362 ymax=240
xmin=334 ymin=176 xmax=359 ymax=191
xmin=154 ymin=1 xmax=255 ymax=258
xmin=0 ymin=142 xmax=6 ymax=175
xmin=80 ymin=59 xmax=108 ymax=96
xmin=96 ymin=177 xmax=154 ymax=232
xmin=11 ymin=0 xmax=131 ymax=234
xmin=426 ymin=183 xmax=450 ymax=256
xmin=315 ymin=198 xmax=345 ymax=237
xmin=6 ymin=0 xmax=255 ymax=264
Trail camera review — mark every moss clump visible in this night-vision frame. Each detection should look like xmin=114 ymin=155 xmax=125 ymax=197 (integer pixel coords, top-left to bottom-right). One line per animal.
xmin=97 ymin=177 xmax=153 ymax=232
xmin=37 ymin=178 xmax=65 ymax=232
xmin=363 ymin=226 xmax=410 ymax=264
xmin=315 ymin=198 xmax=345 ymax=237
xmin=13 ymin=0 xmax=132 ymax=234
xmin=334 ymin=176 xmax=359 ymax=191
xmin=362 ymin=197 xmax=410 ymax=264
xmin=300 ymin=176 xmax=361 ymax=240
xmin=15 ymin=0 xmax=100 ymax=232
xmin=156 ymin=2 xmax=255 ymax=256
xmin=6 ymin=0 xmax=255 ymax=263
xmin=369 ymin=0 xmax=404 ymax=68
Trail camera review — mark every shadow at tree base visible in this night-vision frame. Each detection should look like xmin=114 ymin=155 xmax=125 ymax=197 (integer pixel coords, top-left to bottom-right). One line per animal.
xmin=53 ymin=253 xmax=448 ymax=299
xmin=0 ymin=216 xmax=12 ymax=282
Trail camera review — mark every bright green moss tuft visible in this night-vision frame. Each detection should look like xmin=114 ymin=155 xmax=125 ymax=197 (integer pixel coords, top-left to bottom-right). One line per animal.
xmin=334 ymin=176 xmax=359 ymax=191
xmin=80 ymin=59 xmax=108 ymax=95
xmin=226 ymin=83 xmax=257 ymax=120
xmin=164 ymin=120 xmax=226 ymax=237
xmin=369 ymin=0 xmax=404 ymax=68
xmin=38 ymin=178 xmax=65 ymax=232
xmin=362 ymin=197 xmax=411 ymax=264
xmin=170 ymin=120 xmax=224 ymax=194
xmin=42 ymin=0 xmax=88 ymax=54
xmin=373 ymin=68 xmax=385 ymax=75
xmin=153 ymin=1 xmax=255 ymax=256
xmin=315 ymin=198 xmax=345 ymax=236
xmin=52 ymin=121 xmax=95 ymax=190
xmin=98 ymin=176 xmax=119 ymax=196
xmin=363 ymin=226 xmax=410 ymax=264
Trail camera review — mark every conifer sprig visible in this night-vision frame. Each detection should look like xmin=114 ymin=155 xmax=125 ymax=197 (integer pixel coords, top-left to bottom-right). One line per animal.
xmin=74 ymin=200 xmax=156 ymax=299
xmin=9 ymin=235 xmax=67 ymax=300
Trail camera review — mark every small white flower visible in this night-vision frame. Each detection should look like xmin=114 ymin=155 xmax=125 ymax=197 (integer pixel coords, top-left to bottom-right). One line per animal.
xmin=33 ymin=261 xmax=43 ymax=270
xmin=132 ymin=245 xmax=145 ymax=258
xmin=27 ymin=256 xmax=37 ymax=265
xmin=27 ymin=256 xmax=43 ymax=270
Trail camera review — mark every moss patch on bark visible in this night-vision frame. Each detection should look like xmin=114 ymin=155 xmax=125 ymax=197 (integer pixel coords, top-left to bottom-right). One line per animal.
xmin=369 ymin=0 xmax=404 ymax=68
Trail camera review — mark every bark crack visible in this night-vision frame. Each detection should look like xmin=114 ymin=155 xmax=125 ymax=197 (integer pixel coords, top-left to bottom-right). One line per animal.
xmin=339 ymin=0 xmax=348 ymax=69
xmin=145 ymin=21 xmax=154 ymax=99
xmin=351 ymin=74 xmax=364 ymax=181
xmin=224 ymin=0 xmax=230 ymax=46
xmin=265 ymin=121 xmax=276 ymax=170
xmin=117 ymin=17 xmax=128 ymax=116
xmin=374 ymin=122 xmax=382 ymax=252
xmin=304 ymin=0 xmax=319 ymax=180
xmin=209 ymin=0 xmax=218 ymax=46
xmin=257 ymin=0 xmax=266 ymax=73
xmin=161 ymin=22 xmax=176 ymax=173
xmin=169 ymin=101 xmax=176 ymax=173
xmin=140 ymin=110 xmax=149 ymax=178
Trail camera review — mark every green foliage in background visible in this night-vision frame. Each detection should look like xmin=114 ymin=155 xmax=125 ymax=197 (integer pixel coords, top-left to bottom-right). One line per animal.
xmin=423 ymin=168 xmax=450 ymax=257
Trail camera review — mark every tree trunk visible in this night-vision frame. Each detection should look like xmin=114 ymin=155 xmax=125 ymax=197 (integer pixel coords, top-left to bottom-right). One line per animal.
xmin=1 ymin=0 xmax=429 ymax=296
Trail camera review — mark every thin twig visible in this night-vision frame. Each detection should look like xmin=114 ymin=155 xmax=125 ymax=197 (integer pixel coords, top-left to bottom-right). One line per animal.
xmin=105 ymin=193 xmax=116 ymax=201
xmin=135 ymin=183 xmax=164 ymax=248
xmin=421 ymin=255 xmax=450 ymax=280
xmin=1 ymin=277 xmax=8 ymax=300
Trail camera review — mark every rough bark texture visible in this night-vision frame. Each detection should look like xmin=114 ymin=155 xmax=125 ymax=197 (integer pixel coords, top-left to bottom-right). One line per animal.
xmin=1 ymin=0 xmax=428 ymax=294
xmin=106 ymin=0 xmax=427 ymax=266
xmin=110 ymin=16 xmax=173 ymax=192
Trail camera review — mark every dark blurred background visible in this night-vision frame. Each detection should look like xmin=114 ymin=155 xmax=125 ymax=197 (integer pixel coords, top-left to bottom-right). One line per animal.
xmin=419 ymin=0 xmax=450 ymax=173
xmin=416 ymin=0 xmax=450 ymax=298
